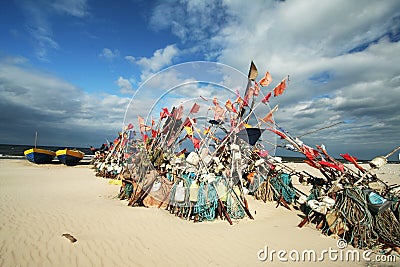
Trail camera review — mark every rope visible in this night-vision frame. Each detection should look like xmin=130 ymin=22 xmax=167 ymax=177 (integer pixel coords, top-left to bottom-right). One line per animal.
xmin=307 ymin=186 xmax=320 ymax=201
xmin=124 ymin=183 xmax=133 ymax=198
xmin=248 ymin=174 xmax=264 ymax=193
xmin=374 ymin=207 xmax=400 ymax=247
xmin=270 ymin=173 xmax=296 ymax=203
xmin=333 ymin=187 xmax=378 ymax=249
xmin=254 ymin=177 xmax=274 ymax=202
xmin=194 ymin=182 xmax=219 ymax=221
xmin=226 ymin=187 xmax=245 ymax=219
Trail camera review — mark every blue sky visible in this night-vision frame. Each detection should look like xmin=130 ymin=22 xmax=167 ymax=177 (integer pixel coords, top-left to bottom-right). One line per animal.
xmin=0 ymin=0 xmax=399 ymax=160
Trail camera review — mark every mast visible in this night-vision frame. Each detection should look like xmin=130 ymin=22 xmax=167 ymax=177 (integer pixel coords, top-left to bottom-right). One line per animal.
xmin=34 ymin=131 xmax=38 ymax=148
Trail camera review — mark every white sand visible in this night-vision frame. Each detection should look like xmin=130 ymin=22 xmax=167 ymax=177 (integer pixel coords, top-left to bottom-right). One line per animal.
xmin=1 ymin=159 xmax=399 ymax=267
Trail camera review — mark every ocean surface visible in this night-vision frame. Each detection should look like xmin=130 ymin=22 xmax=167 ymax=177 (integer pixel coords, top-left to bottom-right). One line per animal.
xmin=0 ymin=144 xmax=94 ymax=158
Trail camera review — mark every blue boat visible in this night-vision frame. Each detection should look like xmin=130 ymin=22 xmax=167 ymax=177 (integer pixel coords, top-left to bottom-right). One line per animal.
xmin=24 ymin=148 xmax=56 ymax=164
xmin=56 ymin=149 xmax=85 ymax=166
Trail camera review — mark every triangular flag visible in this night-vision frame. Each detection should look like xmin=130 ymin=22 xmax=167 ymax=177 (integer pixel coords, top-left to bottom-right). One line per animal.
xmin=184 ymin=126 xmax=193 ymax=136
xmin=190 ymin=103 xmax=200 ymax=114
xmin=261 ymin=105 xmax=278 ymax=124
xmin=160 ymin=107 xmax=171 ymax=119
xmin=261 ymin=92 xmax=272 ymax=103
xmin=191 ymin=137 xmax=201 ymax=149
xmin=248 ymin=61 xmax=258 ymax=81
xmin=172 ymin=105 xmax=184 ymax=120
xmin=225 ymin=99 xmax=237 ymax=113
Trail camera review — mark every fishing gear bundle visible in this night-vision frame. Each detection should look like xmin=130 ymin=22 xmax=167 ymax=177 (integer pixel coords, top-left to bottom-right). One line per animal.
xmin=89 ymin=61 xmax=399 ymax=257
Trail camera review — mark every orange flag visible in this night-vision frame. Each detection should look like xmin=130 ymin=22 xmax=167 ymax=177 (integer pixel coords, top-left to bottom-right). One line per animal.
xmin=261 ymin=105 xmax=278 ymax=124
xmin=259 ymin=71 xmax=272 ymax=87
xmin=225 ymin=99 xmax=237 ymax=113
xmin=273 ymin=79 xmax=287 ymax=97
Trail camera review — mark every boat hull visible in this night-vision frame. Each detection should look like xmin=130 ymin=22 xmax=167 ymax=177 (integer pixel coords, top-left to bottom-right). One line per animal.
xmin=24 ymin=148 xmax=56 ymax=164
xmin=56 ymin=149 xmax=84 ymax=166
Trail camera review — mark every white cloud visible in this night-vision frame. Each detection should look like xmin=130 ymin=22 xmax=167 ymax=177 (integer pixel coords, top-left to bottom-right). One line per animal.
xmin=129 ymin=44 xmax=180 ymax=80
xmin=99 ymin=48 xmax=120 ymax=60
xmin=0 ymin=57 xmax=129 ymax=147
xmin=18 ymin=0 xmax=89 ymax=61
xmin=51 ymin=0 xmax=89 ymax=17
xmin=150 ymin=0 xmax=227 ymax=42
xmin=117 ymin=76 xmax=134 ymax=95
xmin=145 ymin=0 xmax=400 ymax=158
xmin=124 ymin=56 xmax=136 ymax=64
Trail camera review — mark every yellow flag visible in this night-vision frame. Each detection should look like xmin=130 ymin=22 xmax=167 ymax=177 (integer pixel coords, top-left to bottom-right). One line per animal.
xmin=184 ymin=126 xmax=193 ymax=136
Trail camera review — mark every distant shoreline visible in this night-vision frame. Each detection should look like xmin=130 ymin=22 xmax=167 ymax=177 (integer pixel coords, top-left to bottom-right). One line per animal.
xmin=1 ymin=143 xmax=398 ymax=163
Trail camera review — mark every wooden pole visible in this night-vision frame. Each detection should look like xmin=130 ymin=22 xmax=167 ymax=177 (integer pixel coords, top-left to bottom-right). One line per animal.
xmin=34 ymin=131 xmax=38 ymax=148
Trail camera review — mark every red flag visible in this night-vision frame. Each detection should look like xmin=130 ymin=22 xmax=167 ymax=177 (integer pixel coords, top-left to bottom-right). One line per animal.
xmin=183 ymin=117 xmax=196 ymax=127
xmin=190 ymin=103 xmax=200 ymax=114
xmin=318 ymin=160 xmax=344 ymax=172
xmin=340 ymin=153 xmax=357 ymax=163
xmin=340 ymin=153 xmax=365 ymax=171
xmin=191 ymin=137 xmax=201 ymax=149
xmin=160 ymin=108 xmax=171 ymax=119
xmin=261 ymin=92 xmax=272 ymax=103
xmin=268 ymin=128 xmax=286 ymax=139
xmin=125 ymin=123 xmax=134 ymax=130
xmin=225 ymin=99 xmax=237 ymax=113
xmin=259 ymin=71 xmax=272 ymax=87
xmin=151 ymin=129 xmax=158 ymax=138
xmin=273 ymin=79 xmax=287 ymax=97
xmin=302 ymin=145 xmax=320 ymax=159
xmin=172 ymin=105 xmax=184 ymax=120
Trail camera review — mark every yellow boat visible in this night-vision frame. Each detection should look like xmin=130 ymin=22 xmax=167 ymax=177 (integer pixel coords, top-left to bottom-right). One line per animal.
xmin=56 ymin=149 xmax=85 ymax=166
xmin=24 ymin=148 xmax=56 ymax=164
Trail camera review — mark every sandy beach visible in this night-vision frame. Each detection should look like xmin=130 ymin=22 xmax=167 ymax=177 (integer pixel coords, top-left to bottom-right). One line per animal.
xmin=1 ymin=159 xmax=399 ymax=267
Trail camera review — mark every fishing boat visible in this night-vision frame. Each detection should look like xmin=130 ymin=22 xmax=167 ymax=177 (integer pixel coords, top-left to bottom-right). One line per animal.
xmin=24 ymin=148 xmax=56 ymax=164
xmin=56 ymin=149 xmax=85 ymax=166
xmin=24 ymin=131 xmax=56 ymax=164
